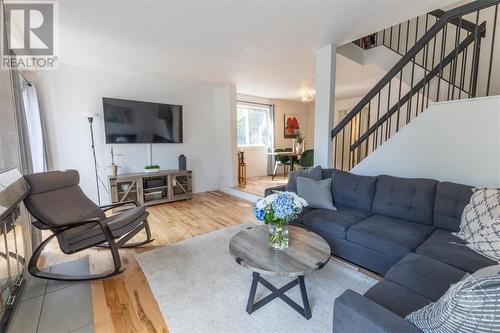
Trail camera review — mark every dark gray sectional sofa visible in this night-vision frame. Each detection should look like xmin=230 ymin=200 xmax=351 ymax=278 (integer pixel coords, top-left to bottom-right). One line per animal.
xmin=265 ymin=168 xmax=495 ymax=333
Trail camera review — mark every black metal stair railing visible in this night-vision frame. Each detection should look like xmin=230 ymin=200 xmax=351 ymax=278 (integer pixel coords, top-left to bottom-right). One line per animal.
xmin=331 ymin=0 xmax=499 ymax=171
xmin=377 ymin=9 xmax=484 ymax=97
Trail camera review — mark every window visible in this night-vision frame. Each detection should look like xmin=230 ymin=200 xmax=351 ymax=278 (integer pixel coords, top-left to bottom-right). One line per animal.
xmin=237 ymin=103 xmax=271 ymax=147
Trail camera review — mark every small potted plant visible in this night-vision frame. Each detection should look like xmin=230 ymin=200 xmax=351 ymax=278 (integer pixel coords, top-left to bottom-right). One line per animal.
xmin=107 ymin=146 xmax=121 ymax=176
xmin=253 ymin=192 xmax=308 ymax=250
xmin=144 ymin=164 xmax=160 ymax=173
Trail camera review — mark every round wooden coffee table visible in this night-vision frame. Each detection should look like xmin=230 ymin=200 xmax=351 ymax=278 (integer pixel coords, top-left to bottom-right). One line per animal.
xmin=229 ymin=224 xmax=331 ymax=319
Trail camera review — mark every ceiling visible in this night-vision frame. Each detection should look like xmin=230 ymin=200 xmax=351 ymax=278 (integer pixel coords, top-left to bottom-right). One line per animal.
xmin=57 ymin=0 xmax=458 ymax=100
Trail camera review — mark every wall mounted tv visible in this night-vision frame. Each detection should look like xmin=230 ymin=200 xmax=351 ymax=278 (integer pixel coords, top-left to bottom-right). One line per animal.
xmin=103 ymin=97 xmax=183 ymax=144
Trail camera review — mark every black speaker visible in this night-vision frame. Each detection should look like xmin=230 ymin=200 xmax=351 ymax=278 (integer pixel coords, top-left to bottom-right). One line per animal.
xmin=179 ymin=154 xmax=186 ymax=170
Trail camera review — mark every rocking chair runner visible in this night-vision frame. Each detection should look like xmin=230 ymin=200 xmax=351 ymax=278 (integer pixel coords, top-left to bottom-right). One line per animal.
xmin=23 ymin=169 xmax=154 ymax=281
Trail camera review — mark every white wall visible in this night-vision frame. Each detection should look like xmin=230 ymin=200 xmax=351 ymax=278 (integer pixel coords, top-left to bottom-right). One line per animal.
xmin=352 ymin=96 xmax=500 ymax=187
xmin=335 ymin=97 xmax=362 ymax=121
xmin=238 ymin=146 xmax=268 ymax=178
xmin=32 ymin=63 xmax=235 ymax=202
xmin=306 ymin=103 xmax=315 ymax=148
xmin=363 ymin=46 xmax=453 ymax=102
xmin=314 ymin=44 xmax=336 ymax=168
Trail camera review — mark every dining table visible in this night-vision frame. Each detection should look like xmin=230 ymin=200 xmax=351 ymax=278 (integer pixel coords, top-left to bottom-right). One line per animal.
xmin=267 ymin=151 xmax=302 ymax=170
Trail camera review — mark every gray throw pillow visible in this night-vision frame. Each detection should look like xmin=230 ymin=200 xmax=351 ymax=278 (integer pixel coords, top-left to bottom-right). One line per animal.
xmin=285 ymin=166 xmax=322 ymax=193
xmin=296 ymin=177 xmax=336 ymax=210
xmin=406 ymin=264 xmax=500 ymax=333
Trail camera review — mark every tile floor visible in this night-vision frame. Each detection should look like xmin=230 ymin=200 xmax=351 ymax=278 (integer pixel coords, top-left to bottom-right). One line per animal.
xmin=8 ymin=258 xmax=94 ymax=333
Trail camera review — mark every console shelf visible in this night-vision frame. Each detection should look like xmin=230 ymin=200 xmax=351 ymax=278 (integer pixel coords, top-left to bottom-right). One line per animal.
xmin=109 ymin=170 xmax=192 ymax=208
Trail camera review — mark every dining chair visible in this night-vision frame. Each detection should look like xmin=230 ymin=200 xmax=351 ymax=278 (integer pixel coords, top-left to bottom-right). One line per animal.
xmin=272 ymin=148 xmax=291 ymax=180
xmin=295 ymin=149 xmax=314 ymax=170
xmin=284 ymin=147 xmax=296 ymax=170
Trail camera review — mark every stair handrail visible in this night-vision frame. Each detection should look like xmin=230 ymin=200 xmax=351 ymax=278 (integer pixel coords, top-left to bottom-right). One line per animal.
xmin=350 ymin=21 xmax=487 ymax=151
xmin=331 ymin=0 xmax=499 ymax=140
xmin=429 ymin=9 xmax=485 ymax=34
xmin=381 ymin=10 xmax=483 ymax=95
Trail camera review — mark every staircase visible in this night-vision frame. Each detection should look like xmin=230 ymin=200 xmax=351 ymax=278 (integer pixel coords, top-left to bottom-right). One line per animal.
xmin=331 ymin=0 xmax=500 ymax=170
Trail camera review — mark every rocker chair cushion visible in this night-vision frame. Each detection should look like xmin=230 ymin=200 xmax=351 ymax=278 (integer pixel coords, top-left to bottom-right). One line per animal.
xmin=23 ymin=169 xmax=153 ymax=281
xmin=63 ymin=205 xmax=148 ymax=253
xmin=24 ymin=170 xmax=105 ymax=227
xmin=24 ymin=169 xmax=149 ymax=253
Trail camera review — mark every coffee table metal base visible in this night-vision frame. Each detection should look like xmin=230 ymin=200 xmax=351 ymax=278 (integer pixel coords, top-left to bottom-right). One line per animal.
xmin=246 ymin=272 xmax=312 ymax=320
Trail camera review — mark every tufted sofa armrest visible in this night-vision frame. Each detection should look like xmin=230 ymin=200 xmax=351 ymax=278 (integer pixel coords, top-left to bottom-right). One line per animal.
xmin=333 ymin=290 xmax=422 ymax=333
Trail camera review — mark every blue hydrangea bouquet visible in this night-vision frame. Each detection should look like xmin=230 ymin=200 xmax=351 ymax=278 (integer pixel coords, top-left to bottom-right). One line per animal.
xmin=253 ymin=192 xmax=308 ymax=250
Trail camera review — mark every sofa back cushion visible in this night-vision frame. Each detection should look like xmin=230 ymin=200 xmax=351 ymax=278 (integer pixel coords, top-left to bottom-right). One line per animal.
xmin=285 ymin=166 xmax=322 ymax=193
xmin=433 ymin=182 xmax=473 ymax=232
xmin=321 ymin=168 xmax=335 ymax=179
xmin=372 ymin=175 xmax=438 ymax=224
xmin=331 ymin=170 xmax=377 ymax=212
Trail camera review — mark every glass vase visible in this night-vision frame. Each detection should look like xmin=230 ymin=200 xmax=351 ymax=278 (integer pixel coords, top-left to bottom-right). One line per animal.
xmin=268 ymin=224 xmax=289 ymax=250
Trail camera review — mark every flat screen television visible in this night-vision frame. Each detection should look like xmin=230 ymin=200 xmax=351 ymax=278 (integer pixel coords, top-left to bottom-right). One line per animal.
xmin=103 ymin=97 xmax=183 ymax=144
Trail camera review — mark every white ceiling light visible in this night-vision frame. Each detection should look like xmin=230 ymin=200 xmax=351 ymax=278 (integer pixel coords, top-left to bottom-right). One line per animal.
xmin=301 ymin=91 xmax=315 ymax=103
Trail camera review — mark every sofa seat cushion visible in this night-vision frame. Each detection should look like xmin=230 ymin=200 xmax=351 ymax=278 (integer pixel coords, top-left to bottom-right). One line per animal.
xmin=347 ymin=215 xmax=434 ymax=259
xmin=406 ymin=265 xmax=500 ymax=333
xmin=385 ymin=253 xmax=466 ymax=302
xmin=416 ymin=229 xmax=496 ymax=273
xmin=302 ymin=206 xmax=370 ymax=239
xmin=364 ymin=280 xmax=432 ymax=318
xmin=291 ymin=207 xmax=314 ymax=224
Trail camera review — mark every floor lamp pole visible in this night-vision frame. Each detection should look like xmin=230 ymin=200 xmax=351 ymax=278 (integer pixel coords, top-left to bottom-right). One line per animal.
xmin=87 ymin=116 xmax=101 ymax=206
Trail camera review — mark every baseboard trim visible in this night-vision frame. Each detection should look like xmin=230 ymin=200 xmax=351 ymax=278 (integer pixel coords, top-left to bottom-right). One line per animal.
xmin=218 ymin=186 xmax=260 ymax=203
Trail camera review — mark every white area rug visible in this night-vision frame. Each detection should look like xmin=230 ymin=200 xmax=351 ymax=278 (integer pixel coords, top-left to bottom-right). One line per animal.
xmin=136 ymin=223 xmax=377 ymax=333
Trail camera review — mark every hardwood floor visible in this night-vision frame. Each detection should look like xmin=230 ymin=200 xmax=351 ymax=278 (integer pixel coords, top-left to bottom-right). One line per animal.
xmin=232 ymin=175 xmax=288 ymax=197
xmin=40 ymin=191 xmax=256 ymax=333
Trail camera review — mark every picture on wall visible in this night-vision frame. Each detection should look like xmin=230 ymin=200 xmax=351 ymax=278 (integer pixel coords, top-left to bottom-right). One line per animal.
xmin=284 ymin=114 xmax=300 ymax=138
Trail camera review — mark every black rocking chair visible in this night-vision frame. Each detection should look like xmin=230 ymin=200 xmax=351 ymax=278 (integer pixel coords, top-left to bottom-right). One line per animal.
xmin=23 ymin=169 xmax=154 ymax=281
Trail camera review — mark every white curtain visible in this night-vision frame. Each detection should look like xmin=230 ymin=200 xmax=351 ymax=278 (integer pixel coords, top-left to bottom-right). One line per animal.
xmin=20 ymin=78 xmax=48 ymax=173
xmin=266 ymin=104 xmax=275 ymax=175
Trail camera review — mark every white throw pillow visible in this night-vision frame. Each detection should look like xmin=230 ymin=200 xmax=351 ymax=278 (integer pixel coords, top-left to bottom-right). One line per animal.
xmin=407 ymin=265 xmax=500 ymax=333
xmin=454 ymin=188 xmax=500 ymax=242
xmin=461 ymin=218 xmax=500 ymax=262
